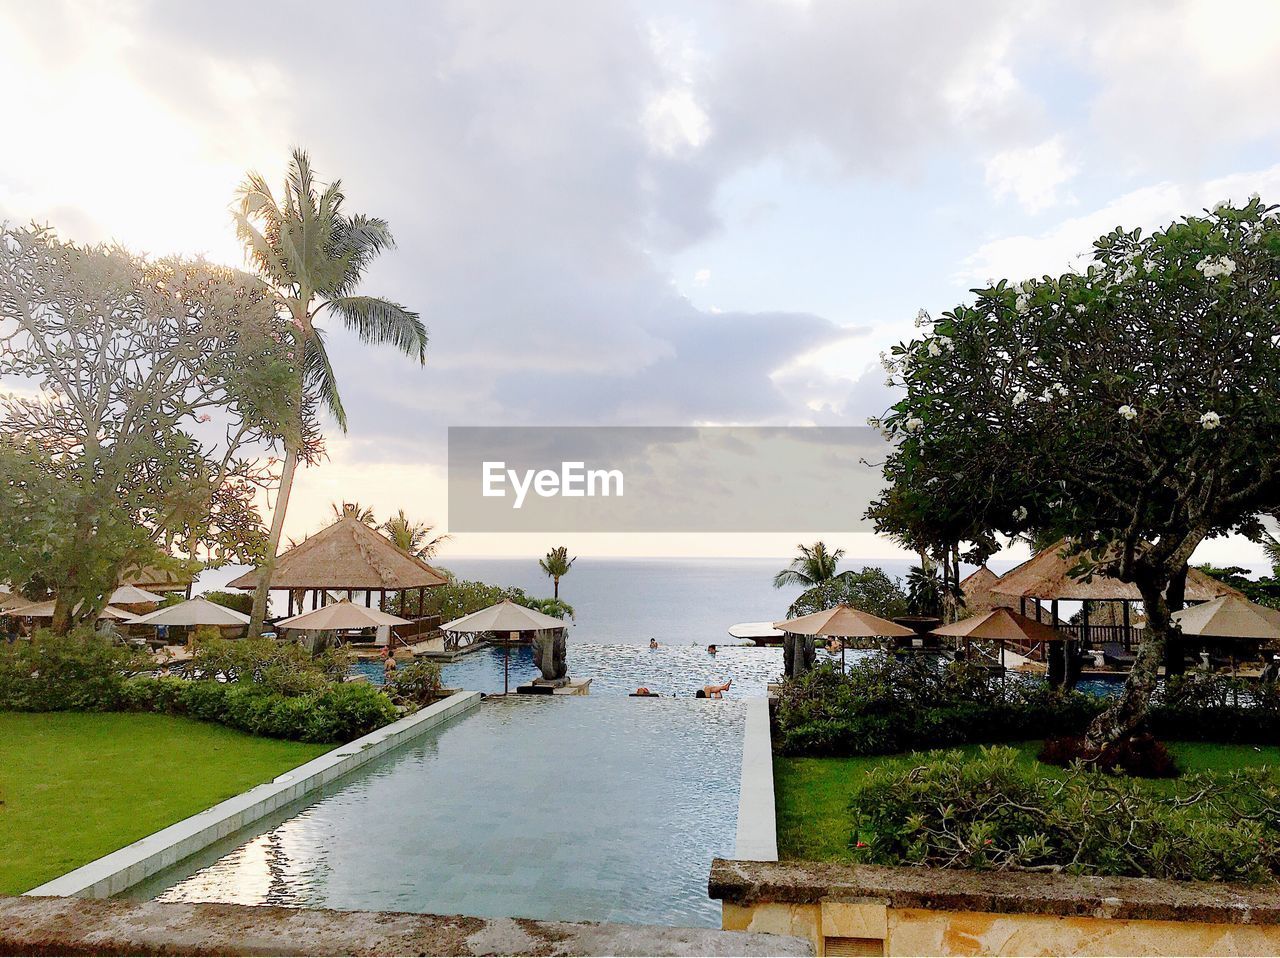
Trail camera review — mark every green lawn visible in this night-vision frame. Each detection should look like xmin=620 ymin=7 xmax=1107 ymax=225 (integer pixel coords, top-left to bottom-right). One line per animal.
xmin=775 ymin=740 xmax=1280 ymax=862
xmin=0 ymin=712 xmax=330 ymax=895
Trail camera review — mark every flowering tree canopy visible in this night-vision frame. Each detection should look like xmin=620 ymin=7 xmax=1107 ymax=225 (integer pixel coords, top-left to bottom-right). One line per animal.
xmin=0 ymin=225 xmax=313 ymax=631
xmin=869 ymin=199 xmax=1280 ymax=747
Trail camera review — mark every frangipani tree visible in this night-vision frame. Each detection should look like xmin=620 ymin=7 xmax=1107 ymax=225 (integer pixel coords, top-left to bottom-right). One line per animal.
xmin=871 ymin=198 xmax=1280 ymax=750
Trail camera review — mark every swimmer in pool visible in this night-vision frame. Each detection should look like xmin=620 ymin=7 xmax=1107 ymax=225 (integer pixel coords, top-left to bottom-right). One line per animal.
xmin=707 ymin=644 xmax=717 ymax=655
xmin=649 ymin=638 xmax=658 ymax=649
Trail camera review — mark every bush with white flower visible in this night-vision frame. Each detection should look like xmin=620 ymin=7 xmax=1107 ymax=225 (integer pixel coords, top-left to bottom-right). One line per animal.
xmin=869 ymin=198 xmax=1280 ymax=751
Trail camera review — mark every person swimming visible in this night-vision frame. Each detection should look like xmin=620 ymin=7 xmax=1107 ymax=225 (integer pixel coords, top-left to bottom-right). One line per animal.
xmin=707 ymin=644 xmax=717 ymax=655
xmin=701 ymin=679 xmax=731 ymax=699
xmin=649 ymin=638 xmax=658 ymax=649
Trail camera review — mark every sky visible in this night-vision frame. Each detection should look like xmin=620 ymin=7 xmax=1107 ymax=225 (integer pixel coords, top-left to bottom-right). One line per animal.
xmin=2 ymin=0 xmax=1279 ymax=565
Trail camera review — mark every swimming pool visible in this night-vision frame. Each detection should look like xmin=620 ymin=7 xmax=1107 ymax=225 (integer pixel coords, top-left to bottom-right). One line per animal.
xmin=126 ymin=696 xmax=745 ymax=927
xmin=359 ymin=642 xmax=848 ymax=697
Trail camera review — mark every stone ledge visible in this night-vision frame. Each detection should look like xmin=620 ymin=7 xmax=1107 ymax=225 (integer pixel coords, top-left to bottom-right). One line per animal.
xmin=0 ymin=896 xmax=813 ymax=957
xmin=709 ymin=859 xmax=1280 ymax=926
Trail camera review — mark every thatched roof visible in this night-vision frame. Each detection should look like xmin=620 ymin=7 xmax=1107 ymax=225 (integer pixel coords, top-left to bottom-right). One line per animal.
xmin=959 ymin=566 xmax=1005 ymax=616
xmin=119 ymin=563 xmax=195 ymax=592
xmin=228 ymin=517 xmax=448 ymax=592
xmin=990 ymin=538 xmax=1240 ymax=602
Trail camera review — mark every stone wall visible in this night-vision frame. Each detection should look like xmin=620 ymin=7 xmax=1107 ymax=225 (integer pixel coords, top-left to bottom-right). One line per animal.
xmin=710 ymin=859 xmax=1280 ymax=957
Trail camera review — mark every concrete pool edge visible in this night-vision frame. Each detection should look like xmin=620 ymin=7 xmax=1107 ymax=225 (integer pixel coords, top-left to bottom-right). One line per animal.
xmin=734 ymin=697 xmax=778 ymax=861
xmin=24 ymin=690 xmax=482 ymax=899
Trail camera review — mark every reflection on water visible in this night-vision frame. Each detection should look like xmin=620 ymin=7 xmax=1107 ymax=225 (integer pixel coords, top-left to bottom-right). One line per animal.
xmin=128 ymin=697 xmax=746 ymax=928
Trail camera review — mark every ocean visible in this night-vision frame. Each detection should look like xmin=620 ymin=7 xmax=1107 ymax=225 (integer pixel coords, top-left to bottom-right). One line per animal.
xmin=197 ymin=556 xmax=941 ymax=647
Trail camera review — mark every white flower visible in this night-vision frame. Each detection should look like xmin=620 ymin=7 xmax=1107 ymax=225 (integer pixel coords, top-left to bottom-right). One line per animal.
xmin=1213 ymin=199 xmax=1230 ymax=212
xmin=1118 ymin=404 xmax=1137 ymax=421
xmin=914 ymin=308 xmax=931 ymax=328
xmin=904 ymin=417 xmax=924 ymax=434
xmin=1073 ymin=304 xmax=1086 ymax=314
xmin=927 ymin=340 xmax=942 ymax=357
xmin=1114 ymin=263 xmax=1136 ymax=283
xmin=937 ymin=335 xmax=954 ymax=353
xmin=1199 ymin=410 xmax=1221 ymax=430
xmin=884 ymin=377 xmax=895 ymax=387
xmin=1196 ymin=255 xmax=1236 ymax=279
xmin=1013 ymin=506 xmax=1028 ymax=521
xmin=1249 ymin=192 xmax=1261 ymax=203
xmin=1051 ymin=382 xmax=1068 ymax=397
xmin=1012 ymin=388 xmax=1029 ymax=407
xmin=1014 ymin=294 xmax=1030 ymax=315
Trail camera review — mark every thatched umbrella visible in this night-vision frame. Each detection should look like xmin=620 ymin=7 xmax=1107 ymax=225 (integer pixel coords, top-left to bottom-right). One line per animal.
xmin=109 ymin=585 xmax=165 ymax=605
xmin=442 ymin=600 xmax=571 ymax=693
xmin=1172 ymin=594 xmax=1280 ymax=640
xmin=774 ymin=604 xmax=916 ymax=672
xmin=8 ymin=600 xmax=134 ymax=621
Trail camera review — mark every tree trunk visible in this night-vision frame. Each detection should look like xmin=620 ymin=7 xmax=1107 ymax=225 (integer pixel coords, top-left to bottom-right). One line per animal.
xmin=1164 ymin=563 xmax=1189 ymax=677
xmin=51 ymin=593 xmax=73 ymax=635
xmin=553 ymin=577 xmax=559 ymax=600
xmin=249 ymin=442 xmax=298 ymax=637
xmin=1083 ymin=576 xmax=1170 ymax=751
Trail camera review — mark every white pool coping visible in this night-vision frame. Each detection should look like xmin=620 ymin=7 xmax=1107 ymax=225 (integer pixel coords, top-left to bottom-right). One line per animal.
xmin=734 ymin=697 xmax=778 ymax=861
xmin=25 ymin=690 xmax=482 ymax=899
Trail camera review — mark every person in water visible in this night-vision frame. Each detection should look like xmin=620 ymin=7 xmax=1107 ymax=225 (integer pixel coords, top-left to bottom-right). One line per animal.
xmin=702 ymin=679 xmax=732 ymax=698
xmin=707 ymin=644 xmax=717 ymax=655
xmin=383 ymin=648 xmax=397 ymax=676
xmin=649 ymin=638 xmax=658 ymax=649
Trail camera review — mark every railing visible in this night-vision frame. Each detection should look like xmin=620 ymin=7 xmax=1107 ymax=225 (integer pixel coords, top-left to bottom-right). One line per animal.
xmin=390 ymin=615 xmax=441 ymax=644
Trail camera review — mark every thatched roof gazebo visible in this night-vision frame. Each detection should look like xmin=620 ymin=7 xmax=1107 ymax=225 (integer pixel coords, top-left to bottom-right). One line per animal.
xmin=228 ymin=517 xmax=448 ymax=636
xmin=958 ymin=566 xmax=1003 ymax=618
xmin=988 ymin=538 xmax=1239 ymax=678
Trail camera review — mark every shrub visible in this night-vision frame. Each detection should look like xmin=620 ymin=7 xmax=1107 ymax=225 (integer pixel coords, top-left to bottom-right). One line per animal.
xmin=389 ymin=660 xmax=444 ymax=707
xmin=850 ymin=746 xmax=1280 ymax=883
xmin=187 ymin=636 xmax=350 ymax=693
xmin=1039 ymin=732 xmax=1180 ymax=778
xmin=0 ymin=628 xmax=150 ymax=711
xmin=775 ymin=657 xmax=1104 ymax=757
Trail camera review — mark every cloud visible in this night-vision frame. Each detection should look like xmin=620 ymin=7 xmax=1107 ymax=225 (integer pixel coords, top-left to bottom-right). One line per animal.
xmin=959 ymin=162 xmax=1280 ymax=284
xmin=985 ymin=136 xmax=1077 ymax=214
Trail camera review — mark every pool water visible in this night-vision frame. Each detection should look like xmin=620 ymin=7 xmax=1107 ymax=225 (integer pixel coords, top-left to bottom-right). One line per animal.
xmin=360 ymin=642 xmax=850 ymax=697
xmin=127 ymin=696 xmax=745 ymax=927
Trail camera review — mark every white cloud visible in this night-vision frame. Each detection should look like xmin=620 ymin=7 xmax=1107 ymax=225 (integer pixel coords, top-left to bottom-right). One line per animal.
xmin=693 ymin=267 xmax=711 ymax=285
xmin=984 ymin=136 xmax=1077 ymax=214
xmin=959 ymin=162 xmax=1280 ymax=284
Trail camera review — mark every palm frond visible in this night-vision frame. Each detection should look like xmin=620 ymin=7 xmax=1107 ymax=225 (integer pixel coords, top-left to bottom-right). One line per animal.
xmin=325 ymin=295 xmax=427 ymax=363
xmin=302 ymin=330 xmax=347 ymax=431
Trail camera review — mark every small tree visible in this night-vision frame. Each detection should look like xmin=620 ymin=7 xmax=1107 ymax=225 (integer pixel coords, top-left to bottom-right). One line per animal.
xmin=872 ymin=199 xmax=1280 ymax=750
xmin=382 ymin=509 xmax=449 ymax=559
xmin=538 ymin=546 xmax=575 ymax=599
xmin=773 ymin=541 xmax=849 ymax=590
xmin=0 ymin=225 xmax=298 ymax=631
xmin=789 ymin=567 xmax=908 ymax=619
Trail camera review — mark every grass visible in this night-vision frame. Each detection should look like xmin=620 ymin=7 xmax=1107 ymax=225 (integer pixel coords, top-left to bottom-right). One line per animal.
xmin=775 ymin=740 xmax=1280 ymax=862
xmin=0 ymin=712 xmax=330 ymax=895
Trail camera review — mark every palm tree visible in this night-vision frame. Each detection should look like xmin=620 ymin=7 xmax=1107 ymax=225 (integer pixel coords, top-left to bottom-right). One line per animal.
xmin=1260 ymin=526 xmax=1280 ymax=576
xmin=331 ymin=501 xmax=377 ymax=526
xmin=527 ymin=596 xmax=575 ymax=620
xmin=382 ymin=509 xmax=449 ymax=559
xmin=773 ymin=541 xmax=849 ymax=590
xmin=539 ymin=546 xmax=576 ymax=599
xmin=237 ymin=150 xmax=428 ymax=636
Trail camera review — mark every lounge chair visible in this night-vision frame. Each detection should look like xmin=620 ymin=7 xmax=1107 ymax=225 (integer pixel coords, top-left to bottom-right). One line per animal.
xmin=1100 ymin=641 xmax=1136 ymax=670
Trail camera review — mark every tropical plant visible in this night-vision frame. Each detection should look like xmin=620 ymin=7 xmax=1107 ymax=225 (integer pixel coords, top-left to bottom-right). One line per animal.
xmin=236 ymin=150 xmax=428 ymax=637
xmin=0 ymin=225 xmax=296 ymax=631
xmin=331 ymin=501 xmax=376 ymax=526
xmin=788 ymin=567 xmax=908 ymax=619
xmin=382 ymin=509 xmax=449 ymax=558
xmin=871 ymin=199 xmax=1280 ymax=751
xmin=905 ymin=560 xmax=945 ymax=617
xmin=527 ymin=596 xmax=576 ymax=620
xmin=538 ymin=546 xmax=576 ymax=599
xmin=773 ymin=541 xmax=849 ymax=590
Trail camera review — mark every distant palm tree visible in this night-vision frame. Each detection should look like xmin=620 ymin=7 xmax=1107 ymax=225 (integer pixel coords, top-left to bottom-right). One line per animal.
xmin=236 ymin=150 xmax=427 ymax=636
xmin=382 ymin=510 xmax=449 ymax=559
xmin=773 ymin=541 xmax=849 ymax=590
xmin=1260 ymin=527 xmax=1280 ymax=576
xmin=331 ymin=501 xmax=377 ymax=526
xmin=539 ymin=546 xmax=576 ymax=599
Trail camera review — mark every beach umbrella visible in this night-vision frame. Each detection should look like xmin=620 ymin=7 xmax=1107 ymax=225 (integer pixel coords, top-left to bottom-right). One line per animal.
xmin=1172 ymin=594 xmax=1280 ymax=640
xmin=932 ymin=606 xmax=1066 ymax=642
xmin=7 ymin=600 xmax=134 ymax=621
xmin=0 ymin=590 xmax=30 ymax=611
xmin=276 ymin=599 xmax=412 ymax=631
xmin=108 ymin=585 xmax=165 ymax=605
xmin=773 ymin=604 xmax=916 ymax=672
xmin=129 ymin=596 xmax=251 ymax=628
xmin=440 ymin=599 xmax=569 ymax=634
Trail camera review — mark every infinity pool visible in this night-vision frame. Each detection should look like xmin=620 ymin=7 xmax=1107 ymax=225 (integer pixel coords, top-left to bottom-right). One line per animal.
xmin=126 ymin=696 xmax=745 ymax=927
